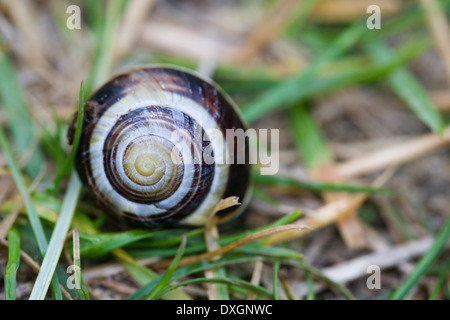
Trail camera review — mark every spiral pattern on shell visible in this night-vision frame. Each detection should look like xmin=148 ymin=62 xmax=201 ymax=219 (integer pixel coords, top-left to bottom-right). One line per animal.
xmin=69 ymin=66 xmax=252 ymax=227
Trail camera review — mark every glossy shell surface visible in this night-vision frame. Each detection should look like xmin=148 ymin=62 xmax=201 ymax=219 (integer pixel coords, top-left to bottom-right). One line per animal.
xmin=70 ymin=66 xmax=251 ymax=227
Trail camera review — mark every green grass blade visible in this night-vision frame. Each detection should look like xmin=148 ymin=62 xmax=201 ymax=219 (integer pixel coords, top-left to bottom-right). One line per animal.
xmin=294 ymin=259 xmax=354 ymax=300
xmin=72 ymin=229 xmax=90 ymax=300
xmin=85 ymin=0 xmax=104 ymax=35
xmin=80 ymin=230 xmax=166 ymax=257
xmin=129 ymin=211 xmax=302 ymax=259
xmin=75 ymin=272 xmax=90 ymax=300
xmin=0 ymin=50 xmax=43 ymax=178
xmin=273 ymin=257 xmax=281 ymax=300
xmin=365 ymin=41 xmax=444 ymax=136
xmin=254 ymin=172 xmax=395 ymax=195
xmin=305 ymin=270 xmax=315 ymax=300
xmin=85 ymin=0 xmax=126 ymax=93
xmin=0 ymin=125 xmax=63 ymax=299
xmin=390 ymin=216 xmax=450 ymax=300
xmin=242 ymin=35 xmax=430 ymax=123
xmin=157 ymin=277 xmax=275 ymax=300
xmin=284 ymin=0 xmax=320 ymax=37
xmin=132 ymin=228 xmax=202 ymax=248
xmin=52 ymin=82 xmax=85 ymax=188
xmin=127 ymin=243 xmax=205 ymax=259
xmin=242 ymin=21 xmax=366 ymax=123
xmin=211 ymin=267 xmax=230 ymax=300
xmin=146 ymin=236 xmax=187 ymax=300
xmin=128 ymin=241 xmax=302 ymax=261
xmin=127 ymin=256 xmax=259 ymax=300
xmin=278 ymin=38 xmax=429 ymax=107
xmin=428 ymin=258 xmax=450 ymax=300
xmin=5 ymin=227 xmax=20 ymax=300
xmin=222 ymin=211 xmax=301 ymax=243
xmin=41 ymin=107 xmax=66 ymax=171
xmin=113 ymin=249 xmax=191 ymax=300
xmin=379 ymin=199 xmax=417 ymax=241
xmin=288 ymin=103 xmax=332 ymax=170
xmin=29 ymin=171 xmax=81 ymax=300
xmin=232 ymin=243 xmax=302 ymax=259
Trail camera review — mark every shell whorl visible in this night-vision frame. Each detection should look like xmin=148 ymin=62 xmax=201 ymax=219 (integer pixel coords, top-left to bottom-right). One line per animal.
xmin=71 ymin=66 xmax=251 ymax=227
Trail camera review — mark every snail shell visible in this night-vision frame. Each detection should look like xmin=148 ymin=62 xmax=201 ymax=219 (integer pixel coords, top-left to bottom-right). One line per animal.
xmin=68 ymin=66 xmax=252 ymax=227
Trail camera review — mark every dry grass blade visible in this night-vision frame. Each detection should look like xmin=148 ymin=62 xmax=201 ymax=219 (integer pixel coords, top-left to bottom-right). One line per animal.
xmin=312 ymin=167 xmax=367 ymax=248
xmin=325 ymin=197 xmax=366 ymax=248
xmin=293 ymin=236 xmax=435 ymax=297
xmin=323 ymin=237 xmax=435 ymax=285
xmin=203 ymin=197 xmax=240 ymax=300
xmin=265 ymin=167 xmax=395 ymax=244
xmin=229 ymin=0 xmax=299 ymax=63
xmin=0 ymin=205 xmax=22 ymax=240
xmin=139 ymin=20 xmax=233 ymax=62
xmin=266 ymin=195 xmax=367 ymax=245
xmin=310 ymin=0 xmax=401 ymax=23
xmin=114 ymin=0 xmax=156 ymax=60
xmin=430 ymin=89 xmax=450 ymax=111
xmin=335 ymin=126 xmax=450 ymax=178
xmin=208 ymin=196 xmax=241 ymax=226
xmin=0 ymin=165 xmax=46 ymax=240
xmin=247 ymin=259 xmax=264 ymax=300
xmin=1 ymin=0 xmax=47 ymax=67
xmin=154 ymin=224 xmax=310 ymax=269
xmin=419 ymin=0 xmax=450 ymax=86
xmin=72 ymin=229 xmax=90 ymax=299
